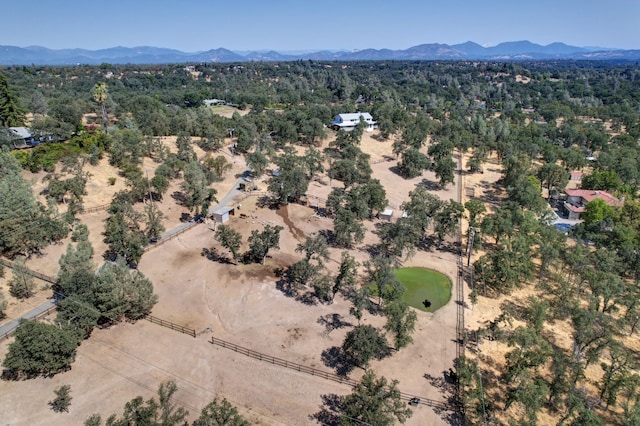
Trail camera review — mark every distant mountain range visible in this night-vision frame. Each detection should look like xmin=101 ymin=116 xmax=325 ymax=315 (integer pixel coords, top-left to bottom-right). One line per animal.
xmin=1 ymin=41 xmax=639 ymax=65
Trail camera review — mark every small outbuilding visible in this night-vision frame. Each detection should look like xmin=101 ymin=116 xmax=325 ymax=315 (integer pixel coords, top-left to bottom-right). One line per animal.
xmin=569 ymin=171 xmax=583 ymax=189
xmin=212 ymin=206 xmax=235 ymax=223
xmin=239 ymin=178 xmax=257 ymax=192
xmin=379 ymin=209 xmax=394 ymax=222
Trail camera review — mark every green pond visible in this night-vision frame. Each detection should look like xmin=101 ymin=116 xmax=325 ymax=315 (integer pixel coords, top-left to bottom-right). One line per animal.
xmin=394 ymin=267 xmax=452 ymax=312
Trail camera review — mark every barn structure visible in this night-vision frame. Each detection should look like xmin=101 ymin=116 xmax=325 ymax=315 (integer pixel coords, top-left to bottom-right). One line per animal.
xmin=212 ymin=206 xmax=235 ymax=223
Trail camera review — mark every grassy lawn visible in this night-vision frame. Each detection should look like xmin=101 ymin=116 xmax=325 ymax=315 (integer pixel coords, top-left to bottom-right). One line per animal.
xmin=394 ymin=267 xmax=452 ymax=313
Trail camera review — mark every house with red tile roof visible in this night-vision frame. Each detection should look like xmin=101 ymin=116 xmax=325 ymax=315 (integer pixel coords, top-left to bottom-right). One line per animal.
xmin=563 ymin=189 xmax=622 ymax=220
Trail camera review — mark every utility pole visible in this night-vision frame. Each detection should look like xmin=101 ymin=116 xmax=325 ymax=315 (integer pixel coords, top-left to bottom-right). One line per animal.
xmin=478 ymin=369 xmax=488 ymax=426
xmin=466 ymin=227 xmax=476 ymax=267
xmin=228 ymin=128 xmax=235 ymax=157
xmin=146 ymin=170 xmax=153 ymax=204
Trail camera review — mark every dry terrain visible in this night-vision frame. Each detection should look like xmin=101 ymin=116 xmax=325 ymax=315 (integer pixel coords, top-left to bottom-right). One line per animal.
xmin=0 ymin=131 xmax=466 ymax=425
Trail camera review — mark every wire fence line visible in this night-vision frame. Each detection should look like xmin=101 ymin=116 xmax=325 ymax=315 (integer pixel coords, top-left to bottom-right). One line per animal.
xmin=209 ymin=336 xmax=450 ymax=412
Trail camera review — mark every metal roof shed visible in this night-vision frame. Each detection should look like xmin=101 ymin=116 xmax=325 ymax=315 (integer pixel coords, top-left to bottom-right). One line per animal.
xmin=379 ymin=209 xmax=394 ymax=222
xmin=212 ymin=206 xmax=234 ymax=223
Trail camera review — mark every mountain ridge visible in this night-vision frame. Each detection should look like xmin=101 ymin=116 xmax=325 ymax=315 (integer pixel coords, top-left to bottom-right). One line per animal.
xmin=1 ymin=41 xmax=638 ymax=65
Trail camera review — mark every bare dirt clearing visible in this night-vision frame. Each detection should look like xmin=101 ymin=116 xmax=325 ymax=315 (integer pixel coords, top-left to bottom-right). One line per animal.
xmin=1 ymin=131 xmax=463 ymax=425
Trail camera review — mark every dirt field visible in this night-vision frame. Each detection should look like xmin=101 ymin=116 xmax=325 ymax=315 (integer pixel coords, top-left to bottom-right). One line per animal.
xmin=0 ymin=130 xmax=465 ymax=425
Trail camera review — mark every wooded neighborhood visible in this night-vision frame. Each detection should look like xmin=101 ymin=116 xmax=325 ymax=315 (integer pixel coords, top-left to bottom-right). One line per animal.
xmin=0 ymin=58 xmax=640 ymax=425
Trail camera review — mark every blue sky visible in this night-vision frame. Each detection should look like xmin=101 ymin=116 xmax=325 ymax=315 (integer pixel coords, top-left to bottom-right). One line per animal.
xmin=2 ymin=0 xmax=638 ymax=51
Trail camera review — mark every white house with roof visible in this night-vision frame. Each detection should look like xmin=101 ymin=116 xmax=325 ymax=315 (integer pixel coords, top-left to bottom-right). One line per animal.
xmin=331 ymin=112 xmax=377 ymax=132
xmin=7 ymin=127 xmax=37 ymax=148
xmin=203 ymin=99 xmax=226 ymax=106
xmin=9 ymin=127 xmax=31 ymax=139
xmin=6 ymin=127 xmax=57 ymax=148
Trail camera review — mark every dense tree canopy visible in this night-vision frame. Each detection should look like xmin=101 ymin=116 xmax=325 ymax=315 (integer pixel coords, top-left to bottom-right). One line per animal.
xmin=0 ymin=150 xmax=68 ymax=257
xmin=3 ymin=320 xmax=80 ymax=378
xmin=1 ymin=58 xmax=640 ymax=425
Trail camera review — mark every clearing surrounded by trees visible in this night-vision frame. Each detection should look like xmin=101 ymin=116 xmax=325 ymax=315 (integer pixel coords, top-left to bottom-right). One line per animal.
xmin=1 ymin=60 xmax=639 ymax=425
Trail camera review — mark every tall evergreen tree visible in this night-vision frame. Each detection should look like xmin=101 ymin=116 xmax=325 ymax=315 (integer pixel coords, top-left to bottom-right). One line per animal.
xmin=0 ymin=151 xmax=67 ymax=257
xmin=0 ymin=73 xmax=26 ymax=127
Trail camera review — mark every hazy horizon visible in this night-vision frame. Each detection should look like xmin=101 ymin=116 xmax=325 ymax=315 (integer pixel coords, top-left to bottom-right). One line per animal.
xmin=5 ymin=40 xmax=625 ymax=54
xmin=2 ymin=0 xmax=638 ymax=52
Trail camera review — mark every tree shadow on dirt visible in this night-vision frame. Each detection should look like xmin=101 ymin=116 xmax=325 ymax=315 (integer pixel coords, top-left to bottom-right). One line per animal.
xmin=274 ymin=268 xmax=321 ymax=306
xmin=321 ymin=346 xmax=355 ymax=376
xmin=478 ymin=180 xmax=504 ymax=205
xmin=179 ymin=212 xmax=195 ymax=223
xmin=171 ymin=191 xmax=186 ymax=205
xmin=318 ymin=229 xmax=335 ymax=245
xmin=274 ymin=268 xmax=297 ymax=297
xmin=200 ymin=247 xmax=233 ymax=264
xmin=436 ymin=240 xmax=461 ymax=256
xmin=417 ymin=178 xmax=442 ymax=191
xmin=423 ymin=370 xmax=460 ymax=424
xmin=310 ymin=206 xmax=330 ymax=218
xmin=296 ymin=292 xmax=320 ymax=306
xmin=388 ymin=165 xmax=409 ymax=179
xmin=358 ymin=242 xmax=382 ymax=258
xmin=416 ymin=235 xmax=460 ymax=256
xmin=256 ymin=194 xmax=281 ymax=210
xmin=415 ymin=235 xmax=438 ymax=252
xmin=317 ymin=313 xmax=352 ymax=333
xmin=310 ymin=393 xmax=343 ymax=426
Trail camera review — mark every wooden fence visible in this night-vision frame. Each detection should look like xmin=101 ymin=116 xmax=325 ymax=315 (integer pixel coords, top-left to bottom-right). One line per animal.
xmin=209 ymin=336 xmax=450 ymax=412
xmin=235 ymin=190 xmax=268 ymax=203
xmin=31 ymin=304 xmax=58 ymax=321
xmin=82 ymin=203 xmax=110 ymax=214
xmin=145 ymin=315 xmax=196 ymax=337
xmin=0 ymin=258 xmax=57 ymax=341
xmin=0 ymin=327 xmax=16 ymax=342
xmin=143 ymin=221 xmax=202 ymax=252
xmin=0 ymin=258 xmax=56 ymax=284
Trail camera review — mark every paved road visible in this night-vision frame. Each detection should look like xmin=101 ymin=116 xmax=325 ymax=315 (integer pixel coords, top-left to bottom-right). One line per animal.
xmin=0 ymin=299 xmax=56 ymax=339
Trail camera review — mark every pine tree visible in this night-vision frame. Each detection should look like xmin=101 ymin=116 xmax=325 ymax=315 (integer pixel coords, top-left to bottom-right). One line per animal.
xmin=49 ymin=385 xmax=72 ymax=413
xmin=0 ymin=73 xmax=27 ymax=127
